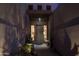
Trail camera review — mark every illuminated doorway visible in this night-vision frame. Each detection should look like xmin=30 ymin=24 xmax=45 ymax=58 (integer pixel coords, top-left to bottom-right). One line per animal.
xmin=31 ymin=18 xmax=48 ymax=44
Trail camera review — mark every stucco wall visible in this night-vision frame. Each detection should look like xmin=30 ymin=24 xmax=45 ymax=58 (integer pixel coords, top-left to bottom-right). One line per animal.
xmin=0 ymin=24 xmax=5 ymax=55
xmin=0 ymin=4 xmax=25 ymax=55
xmin=53 ymin=4 xmax=79 ymax=55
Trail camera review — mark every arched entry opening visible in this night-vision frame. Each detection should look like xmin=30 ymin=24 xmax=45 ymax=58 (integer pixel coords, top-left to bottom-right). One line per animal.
xmin=25 ymin=5 xmax=53 ymax=55
xmin=30 ymin=17 xmax=48 ymax=45
xmin=26 ymin=9 xmax=53 ymax=49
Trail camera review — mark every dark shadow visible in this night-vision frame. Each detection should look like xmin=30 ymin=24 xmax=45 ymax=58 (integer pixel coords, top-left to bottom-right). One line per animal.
xmin=0 ymin=18 xmax=20 ymax=56
xmin=55 ymin=17 xmax=79 ymax=30
xmin=0 ymin=18 xmax=18 ymax=27
xmin=70 ymin=43 xmax=78 ymax=56
xmin=52 ymin=29 xmax=78 ymax=56
xmin=64 ymin=17 xmax=79 ymax=28
xmin=3 ymin=25 xmax=19 ymax=56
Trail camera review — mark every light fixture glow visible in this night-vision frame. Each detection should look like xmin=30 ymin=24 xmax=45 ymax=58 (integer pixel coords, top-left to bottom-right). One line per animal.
xmin=31 ymin=25 xmax=35 ymax=41
xmin=38 ymin=17 xmax=41 ymax=22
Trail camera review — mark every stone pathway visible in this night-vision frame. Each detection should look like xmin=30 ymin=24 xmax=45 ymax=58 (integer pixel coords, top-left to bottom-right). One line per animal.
xmin=34 ymin=43 xmax=59 ymax=56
